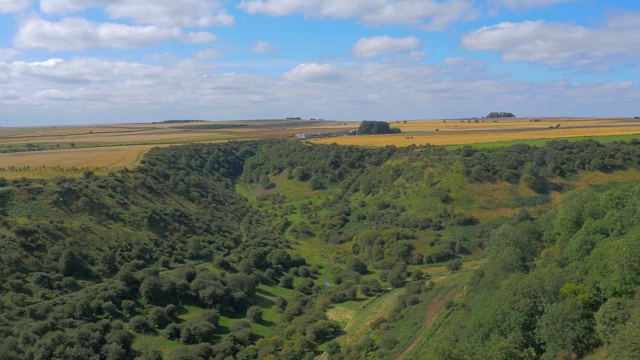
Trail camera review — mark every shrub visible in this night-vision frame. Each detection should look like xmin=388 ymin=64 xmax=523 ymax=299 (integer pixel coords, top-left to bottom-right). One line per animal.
xmin=247 ymin=306 xmax=263 ymax=323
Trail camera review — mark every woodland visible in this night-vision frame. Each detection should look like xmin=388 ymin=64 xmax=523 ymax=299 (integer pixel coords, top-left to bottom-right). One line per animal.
xmin=0 ymin=138 xmax=639 ymax=359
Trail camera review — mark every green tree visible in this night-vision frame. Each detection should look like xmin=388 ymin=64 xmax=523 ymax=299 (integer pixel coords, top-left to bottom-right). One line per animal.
xmin=247 ymin=306 xmax=263 ymax=323
xmin=357 ymin=121 xmax=401 ymax=135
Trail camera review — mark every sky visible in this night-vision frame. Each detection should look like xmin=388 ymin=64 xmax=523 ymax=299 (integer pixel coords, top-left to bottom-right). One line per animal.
xmin=0 ymin=0 xmax=639 ymax=126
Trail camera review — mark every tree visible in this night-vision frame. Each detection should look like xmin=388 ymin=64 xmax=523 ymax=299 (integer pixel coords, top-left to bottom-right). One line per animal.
xmin=129 ymin=316 xmax=150 ymax=334
xmin=445 ymin=259 xmax=463 ymax=273
xmin=360 ymin=279 xmax=382 ymax=296
xmin=279 ymin=275 xmax=294 ymax=289
xmin=326 ymin=341 xmax=341 ymax=358
xmin=140 ymin=276 xmax=165 ymax=305
xmin=247 ymin=306 xmax=263 ymax=323
xmin=346 ymin=257 xmax=368 ymax=274
xmin=148 ymin=307 xmax=171 ymax=329
xmin=200 ymin=309 xmax=220 ymax=326
xmin=536 ymin=298 xmax=598 ymax=359
xmin=357 ymin=121 xmax=401 ymax=135
xmin=486 ymin=112 xmax=515 ymax=118
xmin=595 ymin=298 xmax=630 ymax=344
xmin=59 ymin=250 xmax=87 ymax=277
xmin=164 ymin=323 xmax=181 ymax=340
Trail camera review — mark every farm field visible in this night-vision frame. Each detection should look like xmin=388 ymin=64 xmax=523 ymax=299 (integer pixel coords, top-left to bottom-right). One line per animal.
xmin=0 ymin=144 xmax=156 ymax=178
xmin=314 ymin=117 xmax=640 ymax=147
xmin=1 ymin=117 xmax=639 ymax=179
xmin=0 ymin=119 xmax=352 ymax=177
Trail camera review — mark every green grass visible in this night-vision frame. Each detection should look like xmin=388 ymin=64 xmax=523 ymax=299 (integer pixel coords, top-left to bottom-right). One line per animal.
xmin=444 ymin=133 xmax=640 ymax=150
xmin=133 ymin=333 xmax=185 ymax=359
xmin=336 ymin=288 xmax=403 ymax=345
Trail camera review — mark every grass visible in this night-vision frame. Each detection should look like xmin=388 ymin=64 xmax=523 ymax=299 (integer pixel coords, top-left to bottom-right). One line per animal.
xmin=444 ymin=133 xmax=640 ymax=150
xmin=133 ymin=333 xmax=185 ymax=358
xmin=336 ymin=288 xmax=404 ymax=346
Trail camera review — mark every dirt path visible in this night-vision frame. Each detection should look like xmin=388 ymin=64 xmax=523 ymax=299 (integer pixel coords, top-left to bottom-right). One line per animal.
xmin=394 ymin=287 xmax=463 ymax=360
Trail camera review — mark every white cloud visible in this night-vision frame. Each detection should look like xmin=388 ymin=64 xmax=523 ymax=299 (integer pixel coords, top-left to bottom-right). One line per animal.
xmin=353 ymin=36 xmax=421 ymax=58
xmin=0 ymin=91 xmax=20 ymax=101
xmin=462 ymin=12 xmax=640 ymax=67
xmin=239 ymin=0 xmax=476 ymax=30
xmin=39 ymin=0 xmax=93 ymax=13
xmin=1 ymin=56 xmax=639 ymax=126
xmin=40 ymin=0 xmax=235 ymax=27
xmin=194 ymin=49 xmax=219 ymax=60
xmin=491 ymin=0 xmax=574 ymax=10
xmin=0 ymin=0 xmax=29 ymax=13
xmin=282 ymin=63 xmax=345 ymax=82
xmin=252 ymin=41 xmax=272 ymax=53
xmin=7 ymin=58 xmax=162 ymax=84
xmin=14 ymin=17 xmax=216 ymax=51
xmin=0 ymin=49 xmax=19 ymax=61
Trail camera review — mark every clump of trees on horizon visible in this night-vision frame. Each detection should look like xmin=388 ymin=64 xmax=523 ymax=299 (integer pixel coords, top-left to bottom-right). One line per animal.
xmin=486 ymin=112 xmax=515 ymax=118
xmin=357 ymin=120 xmax=401 ymax=135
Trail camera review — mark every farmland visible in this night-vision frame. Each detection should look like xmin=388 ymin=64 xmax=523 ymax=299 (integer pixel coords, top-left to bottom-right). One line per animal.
xmin=1 ymin=117 xmax=640 ymax=179
xmin=0 ymin=119 xmax=351 ymax=178
xmin=313 ymin=117 xmax=640 ymax=147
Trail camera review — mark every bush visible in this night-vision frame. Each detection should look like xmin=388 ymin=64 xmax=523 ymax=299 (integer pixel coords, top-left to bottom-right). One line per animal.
xmin=279 ymin=275 xmax=294 ymax=289
xmin=129 ymin=316 xmax=150 ymax=334
xmin=164 ymin=323 xmax=181 ymax=340
xmin=247 ymin=306 xmax=263 ymax=323
xmin=181 ymin=321 xmax=215 ymax=345
xmin=445 ymin=259 xmax=463 ymax=273
xmin=148 ymin=307 xmax=171 ymax=329
xmin=121 ymin=300 xmax=136 ymax=317
xmin=200 ymin=309 xmax=220 ymax=326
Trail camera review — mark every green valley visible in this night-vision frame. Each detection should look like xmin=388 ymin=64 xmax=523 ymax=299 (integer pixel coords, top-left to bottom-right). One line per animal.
xmin=1 ymin=139 xmax=640 ymax=359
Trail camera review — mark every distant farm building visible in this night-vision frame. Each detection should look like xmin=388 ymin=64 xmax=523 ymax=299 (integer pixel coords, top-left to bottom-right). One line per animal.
xmin=294 ymin=130 xmax=355 ymax=139
xmin=295 ymin=133 xmax=321 ymax=139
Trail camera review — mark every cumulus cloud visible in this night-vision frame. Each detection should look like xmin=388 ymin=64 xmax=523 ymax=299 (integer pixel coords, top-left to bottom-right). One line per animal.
xmin=0 ymin=49 xmax=19 ymax=61
xmin=252 ymin=41 xmax=272 ymax=53
xmin=1 ymin=56 xmax=639 ymax=125
xmin=7 ymin=58 xmax=162 ymax=84
xmin=462 ymin=12 xmax=640 ymax=67
xmin=14 ymin=17 xmax=215 ymax=51
xmin=40 ymin=0 xmax=234 ymax=27
xmin=282 ymin=63 xmax=345 ymax=82
xmin=0 ymin=0 xmax=29 ymax=13
xmin=353 ymin=36 xmax=421 ymax=58
xmin=239 ymin=0 xmax=476 ymax=30
xmin=491 ymin=0 xmax=574 ymax=10
xmin=194 ymin=49 xmax=219 ymax=60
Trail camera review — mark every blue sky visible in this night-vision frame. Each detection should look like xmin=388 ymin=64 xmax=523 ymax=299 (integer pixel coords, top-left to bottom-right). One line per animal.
xmin=0 ymin=0 xmax=639 ymax=126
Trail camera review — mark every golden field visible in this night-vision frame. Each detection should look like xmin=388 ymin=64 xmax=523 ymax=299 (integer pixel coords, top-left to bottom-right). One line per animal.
xmin=1 ymin=117 xmax=639 ymax=178
xmin=0 ymin=145 xmax=156 ymax=179
xmin=313 ymin=118 xmax=640 ymax=147
xmin=0 ymin=119 xmax=350 ymax=178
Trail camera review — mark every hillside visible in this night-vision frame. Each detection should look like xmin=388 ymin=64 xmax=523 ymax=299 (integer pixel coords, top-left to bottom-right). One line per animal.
xmin=0 ymin=139 xmax=639 ymax=359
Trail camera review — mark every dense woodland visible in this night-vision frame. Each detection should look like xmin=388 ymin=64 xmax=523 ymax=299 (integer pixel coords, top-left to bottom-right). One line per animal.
xmin=0 ymin=138 xmax=639 ymax=359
